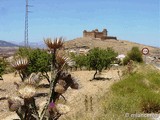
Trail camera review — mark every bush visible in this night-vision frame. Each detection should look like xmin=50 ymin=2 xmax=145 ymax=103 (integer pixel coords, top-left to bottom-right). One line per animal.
xmin=141 ymin=95 xmax=160 ymax=113
xmin=127 ymin=47 xmax=143 ymax=63
xmin=0 ymin=58 xmax=7 ymax=78
xmin=123 ymin=56 xmax=130 ymax=65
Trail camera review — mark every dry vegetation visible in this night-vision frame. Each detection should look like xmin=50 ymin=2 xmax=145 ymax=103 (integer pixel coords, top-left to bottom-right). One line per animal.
xmin=64 ymin=37 xmax=159 ymax=55
xmin=0 ymin=69 xmax=121 ymax=120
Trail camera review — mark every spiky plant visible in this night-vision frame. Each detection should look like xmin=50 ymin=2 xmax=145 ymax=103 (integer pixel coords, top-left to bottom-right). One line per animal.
xmin=11 ymin=57 xmax=28 ymax=70
xmin=8 ymin=97 xmax=22 ymax=112
xmin=7 ymin=77 xmax=39 ymax=120
xmin=44 ymin=37 xmax=64 ymax=53
xmin=5 ymin=37 xmax=79 ymax=120
xmin=10 ymin=57 xmax=29 ymax=81
xmin=56 ymin=53 xmax=70 ymax=70
xmin=40 ymin=37 xmax=79 ymax=120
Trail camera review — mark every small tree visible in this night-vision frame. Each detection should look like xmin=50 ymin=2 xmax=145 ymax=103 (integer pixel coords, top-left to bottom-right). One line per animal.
xmin=87 ymin=47 xmax=117 ymax=79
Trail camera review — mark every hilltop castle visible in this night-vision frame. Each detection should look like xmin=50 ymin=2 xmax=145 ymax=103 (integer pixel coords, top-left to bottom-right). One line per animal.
xmin=83 ymin=29 xmax=117 ymax=40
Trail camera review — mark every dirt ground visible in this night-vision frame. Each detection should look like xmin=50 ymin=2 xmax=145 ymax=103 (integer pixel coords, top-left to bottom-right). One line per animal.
xmin=0 ymin=69 xmax=121 ymax=120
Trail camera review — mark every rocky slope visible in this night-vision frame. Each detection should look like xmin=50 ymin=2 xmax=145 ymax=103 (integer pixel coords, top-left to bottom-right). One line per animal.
xmin=64 ymin=37 xmax=159 ymax=55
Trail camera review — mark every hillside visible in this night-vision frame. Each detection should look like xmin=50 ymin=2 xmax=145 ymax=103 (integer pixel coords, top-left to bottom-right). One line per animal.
xmin=0 ymin=40 xmax=19 ymax=57
xmin=0 ymin=40 xmax=19 ymax=47
xmin=0 ymin=38 xmax=159 ymax=57
xmin=64 ymin=37 xmax=159 ymax=55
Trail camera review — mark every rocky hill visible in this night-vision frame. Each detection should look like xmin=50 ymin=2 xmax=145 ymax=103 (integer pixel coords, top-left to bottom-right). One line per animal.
xmin=64 ymin=37 xmax=159 ymax=55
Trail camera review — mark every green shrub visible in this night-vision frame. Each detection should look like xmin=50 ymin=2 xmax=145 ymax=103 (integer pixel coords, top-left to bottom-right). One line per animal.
xmin=123 ymin=56 xmax=130 ymax=65
xmin=127 ymin=47 xmax=143 ymax=63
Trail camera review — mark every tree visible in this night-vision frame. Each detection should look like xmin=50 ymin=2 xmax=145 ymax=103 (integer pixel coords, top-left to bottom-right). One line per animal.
xmin=15 ymin=47 xmax=51 ymax=82
xmin=126 ymin=46 xmax=143 ymax=63
xmin=71 ymin=54 xmax=88 ymax=70
xmin=87 ymin=47 xmax=117 ymax=79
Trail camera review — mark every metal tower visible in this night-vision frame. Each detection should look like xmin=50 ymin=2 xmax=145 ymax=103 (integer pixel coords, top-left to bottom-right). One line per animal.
xmin=24 ymin=0 xmax=29 ymax=47
xmin=24 ymin=0 xmax=32 ymax=47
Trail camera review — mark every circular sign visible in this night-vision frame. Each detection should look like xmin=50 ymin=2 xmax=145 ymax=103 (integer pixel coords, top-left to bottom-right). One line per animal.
xmin=142 ymin=48 xmax=149 ymax=55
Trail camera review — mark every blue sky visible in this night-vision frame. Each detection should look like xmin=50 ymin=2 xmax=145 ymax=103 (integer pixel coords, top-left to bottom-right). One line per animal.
xmin=0 ymin=0 xmax=159 ymax=47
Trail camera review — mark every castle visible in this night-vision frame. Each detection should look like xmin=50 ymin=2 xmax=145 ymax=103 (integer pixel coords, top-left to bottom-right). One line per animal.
xmin=83 ymin=29 xmax=117 ymax=40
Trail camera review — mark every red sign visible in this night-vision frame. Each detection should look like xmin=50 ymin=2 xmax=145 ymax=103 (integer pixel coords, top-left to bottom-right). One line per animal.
xmin=142 ymin=48 xmax=149 ymax=55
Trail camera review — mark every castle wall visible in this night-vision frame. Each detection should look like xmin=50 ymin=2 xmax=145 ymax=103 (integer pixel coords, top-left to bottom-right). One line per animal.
xmin=95 ymin=32 xmax=104 ymax=38
xmin=106 ymin=36 xmax=117 ymax=40
xmin=83 ymin=32 xmax=95 ymax=38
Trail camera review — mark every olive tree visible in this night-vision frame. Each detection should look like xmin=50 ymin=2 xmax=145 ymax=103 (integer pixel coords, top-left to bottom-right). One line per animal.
xmin=87 ymin=47 xmax=117 ymax=79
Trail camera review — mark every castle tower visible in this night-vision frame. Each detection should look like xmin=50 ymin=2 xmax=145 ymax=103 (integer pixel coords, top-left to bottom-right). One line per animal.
xmin=83 ymin=30 xmax=87 ymax=37
xmin=95 ymin=29 xmax=98 ymax=32
xmin=103 ymin=29 xmax=107 ymax=37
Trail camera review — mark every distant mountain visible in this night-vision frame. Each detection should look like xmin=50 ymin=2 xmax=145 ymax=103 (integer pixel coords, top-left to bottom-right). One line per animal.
xmin=16 ymin=41 xmax=46 ymax=48
xmin=0 ymin=40 xmax=19 ymax=47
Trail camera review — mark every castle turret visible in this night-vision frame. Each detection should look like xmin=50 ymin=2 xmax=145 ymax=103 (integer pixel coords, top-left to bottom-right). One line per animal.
xmin=95 ymin=29 xmax=98 ymax=32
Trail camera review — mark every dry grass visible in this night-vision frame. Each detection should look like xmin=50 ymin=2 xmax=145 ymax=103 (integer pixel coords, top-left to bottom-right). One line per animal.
xmin=0 ymin=69 xmax=121 ymax=120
